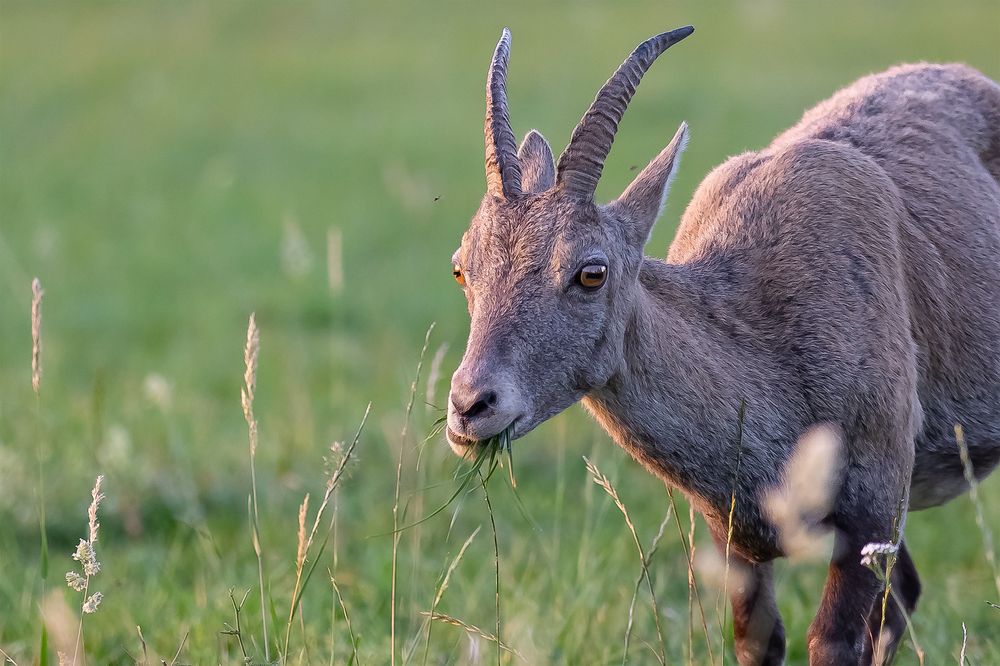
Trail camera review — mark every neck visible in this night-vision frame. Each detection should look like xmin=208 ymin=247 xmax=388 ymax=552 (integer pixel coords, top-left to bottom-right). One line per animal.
xmin=583 ymin=258 xmax=801 ymax=532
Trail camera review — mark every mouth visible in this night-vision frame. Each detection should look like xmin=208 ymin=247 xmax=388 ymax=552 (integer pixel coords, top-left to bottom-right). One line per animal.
xmin=445 ymin=426 xmax=480 ymax=450
xmin=446 ymin=420 xmax=519 ymax=457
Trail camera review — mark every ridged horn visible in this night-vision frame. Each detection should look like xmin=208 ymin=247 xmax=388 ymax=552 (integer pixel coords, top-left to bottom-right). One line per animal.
xmin=556 ymin=26 xmax=694 ymax=200
xmin=484 ymin=28 xmax=523 ymax=199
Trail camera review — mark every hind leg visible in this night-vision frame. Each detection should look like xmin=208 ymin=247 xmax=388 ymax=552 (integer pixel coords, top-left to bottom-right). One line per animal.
xmin=862 ymin=541 xmax=921 ymax=665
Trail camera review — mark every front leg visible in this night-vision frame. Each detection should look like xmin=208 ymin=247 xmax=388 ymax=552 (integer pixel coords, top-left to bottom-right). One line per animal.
xmin=712 ymin=534 xmax=786 ymax=666
xmin=807 ymin=528 xmax=885 ymax=664
xmin=807 ymin=451 xmax=911 ymax=665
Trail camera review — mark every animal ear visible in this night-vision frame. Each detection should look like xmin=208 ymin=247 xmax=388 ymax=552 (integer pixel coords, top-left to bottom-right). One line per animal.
xmin=517 ymin=130 xmax=556 ymax=193
xmin=614 ymin=122 xmax=688 ymax=244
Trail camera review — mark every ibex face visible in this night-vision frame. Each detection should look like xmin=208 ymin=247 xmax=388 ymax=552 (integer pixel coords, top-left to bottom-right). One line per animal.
xmin=446 ymin=27 xmax=693 ymax=455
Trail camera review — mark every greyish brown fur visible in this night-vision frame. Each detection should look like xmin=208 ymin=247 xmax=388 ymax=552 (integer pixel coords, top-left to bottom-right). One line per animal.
xmin=446 ymin=27 xmax=1000 ymax=665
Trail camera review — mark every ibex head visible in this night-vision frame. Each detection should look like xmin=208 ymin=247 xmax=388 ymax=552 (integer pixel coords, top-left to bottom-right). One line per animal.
xmin=447 ymin=26 xmax=694 ymax=455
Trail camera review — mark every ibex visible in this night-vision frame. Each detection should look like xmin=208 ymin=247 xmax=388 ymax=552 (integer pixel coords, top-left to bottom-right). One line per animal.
xmin=445 ymin=25 xmax=1000 ymax=665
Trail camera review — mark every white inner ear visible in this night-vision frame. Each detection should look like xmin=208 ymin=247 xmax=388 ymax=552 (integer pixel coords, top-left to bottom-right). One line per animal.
xmin=656 ymin=127 xmax=690 ymax=220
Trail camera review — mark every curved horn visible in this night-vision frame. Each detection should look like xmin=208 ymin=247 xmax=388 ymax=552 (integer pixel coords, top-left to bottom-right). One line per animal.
xmin=556 ymin=26 xmax=694 ymax=200
xmin=484 ymin=28 xmax=523 ymax=199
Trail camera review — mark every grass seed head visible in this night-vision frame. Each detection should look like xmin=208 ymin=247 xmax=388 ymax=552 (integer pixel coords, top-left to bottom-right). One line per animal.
xmin=31 ymin=277 xmax=43 ymax=394
xmin=296 ymin=493 xmax=310 ymax=573
xmin=65 ymin=571 xmax=87 ymax=592
xmin=242 ymin=312 xmax=260 ymax=424
xmin=88 ymin=474 xmax=105 ymax=544
xmin=82 ymin=592 xmax=104 ymax=614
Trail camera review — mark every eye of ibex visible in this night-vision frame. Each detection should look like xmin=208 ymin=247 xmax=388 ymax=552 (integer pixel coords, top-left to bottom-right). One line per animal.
xmin=577 ymin=264 xmax=608 ymax=289
xmin=452 ymin=264 xmax=466 ymax=286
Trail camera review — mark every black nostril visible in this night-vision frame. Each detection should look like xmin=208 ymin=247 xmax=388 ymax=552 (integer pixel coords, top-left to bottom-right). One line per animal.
xmin=454 ymin=389 xmax=498 ymax=419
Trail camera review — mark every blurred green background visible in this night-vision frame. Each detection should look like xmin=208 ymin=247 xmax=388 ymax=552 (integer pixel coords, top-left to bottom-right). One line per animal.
xmin=2 ymin=1 xmax=999 ymax=663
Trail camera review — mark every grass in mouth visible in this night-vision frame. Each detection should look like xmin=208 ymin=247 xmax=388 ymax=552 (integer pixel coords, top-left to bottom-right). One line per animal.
xmin=387 ymin=421 xmax=518 ymax=535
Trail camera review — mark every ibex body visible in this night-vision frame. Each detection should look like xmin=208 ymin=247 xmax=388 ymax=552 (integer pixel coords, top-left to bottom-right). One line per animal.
xmin=446 ymin=26 xmax=1000 ymax=665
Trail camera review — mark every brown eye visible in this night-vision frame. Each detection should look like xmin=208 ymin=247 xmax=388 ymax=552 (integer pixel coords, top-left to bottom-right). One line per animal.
xmin=577 ymin=264 xmax=607 ymax=289
xmin=453 ymin=264 xmax=466 ymax=286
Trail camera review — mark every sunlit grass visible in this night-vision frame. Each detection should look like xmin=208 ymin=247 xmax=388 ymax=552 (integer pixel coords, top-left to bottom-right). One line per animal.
xmin=1 ymin=0 xmax=999 ymax=663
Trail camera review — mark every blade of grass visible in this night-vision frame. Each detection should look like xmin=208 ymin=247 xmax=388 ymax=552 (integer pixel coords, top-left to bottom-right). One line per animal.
xmin=393 ymin=323 xmax=435 ymax=666
xmin=624 ymin=506 xmax=673 ymax=665
xmin=668 ymin=487 xmax=715 ymax=665
xmin=31 ymin=278 xmax=49 ymax=666
xmin=330 ymin=572 xmax=361 ymax=666
xmin=420 ymin=526 xmax=482 ymax=666
xmin=378 ymin=425 xmax=510 ymax=536
xmin=584 ymin=456 xmax=667 ymax=665
xmin=287 ymin=404 xmax=372 ymax=624
xmin=955 ymin=424 xmax=1000 ymax=598
xmin=721 ymin=400 xmax=747 ymax=666
xmin=480 ymin=471 xmax=502 ymax=666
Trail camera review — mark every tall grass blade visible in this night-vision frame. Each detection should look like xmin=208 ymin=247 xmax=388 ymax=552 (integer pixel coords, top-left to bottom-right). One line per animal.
xmin=584 ymin=456 xmax=667 ymax=665
xmin=623 ymin=506 xmax=672 ymax=665
xmin=420 ymin=526 xmax=481 ymax=666
xmin=480 ymin=472 xmax=502 ymax=666
xmin=721 ymin=400 xmax=747 ymax=666
xmin=31 ymin=278 xmax=49 ymax=666
xmin=955 ymin=425 xmax=1000 ymax=599
xmin=668 ymin=488 xmax=715 ymax=664
xmin=393 ymin=323 xmax=435 ymax=666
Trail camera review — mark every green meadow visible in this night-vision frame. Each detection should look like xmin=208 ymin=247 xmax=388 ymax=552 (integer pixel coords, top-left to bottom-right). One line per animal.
xmin=2 ymin=1 xmax=999 ymax=663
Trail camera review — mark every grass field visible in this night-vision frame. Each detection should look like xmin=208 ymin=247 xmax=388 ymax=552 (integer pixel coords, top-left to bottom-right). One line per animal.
xmin=2 ymin=1 xmax=999 ymax=663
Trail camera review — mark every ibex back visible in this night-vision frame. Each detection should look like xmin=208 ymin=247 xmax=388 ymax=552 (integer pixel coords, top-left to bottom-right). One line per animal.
xmin=445 ymin=26 xmax=1000 ymax=665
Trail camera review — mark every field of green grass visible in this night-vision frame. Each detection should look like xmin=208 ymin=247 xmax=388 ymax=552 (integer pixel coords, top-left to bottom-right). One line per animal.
xmin=2 ymin=1 xmax=999 ymax=663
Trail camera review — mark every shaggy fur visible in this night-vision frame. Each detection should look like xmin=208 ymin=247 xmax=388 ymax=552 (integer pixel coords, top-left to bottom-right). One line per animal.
xmin=447 ymin=30 xmax=1000 ymax=665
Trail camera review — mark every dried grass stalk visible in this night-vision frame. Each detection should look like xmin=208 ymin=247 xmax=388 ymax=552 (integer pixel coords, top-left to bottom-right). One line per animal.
xmin=420 ymin=612 xmax=525 ymax=662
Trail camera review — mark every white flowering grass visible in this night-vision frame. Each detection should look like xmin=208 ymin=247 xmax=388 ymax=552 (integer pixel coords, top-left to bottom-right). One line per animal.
xmin=64 ymin=475 xmax=106 ymax=665
xmin=240 ymin=312 xmax=270 ymax=663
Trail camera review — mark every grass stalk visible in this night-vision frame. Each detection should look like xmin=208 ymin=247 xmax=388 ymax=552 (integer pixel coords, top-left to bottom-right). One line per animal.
xmin=168 ymin=631 xmax=188 ymax=666
xmin=419 ymin=613 xmax=524 ymax=662
xmin=330 ymin=573 xmax=360 ymax=665
xmin=30 ymin=278 xmax=50 ymax=665
xmin=721 ymin=401 xmax=747 ymax=665
xmin=283 ymin=402 xmax=371 ymax=657
xmin=955 ymin=425 xmax=1000 ymax=599
xmin=392 ymin=323 xmax=435 ymax=666
xmin=221 ymin=588 xmax=252 ymax=662
xmin=282 ymin=493 xmax=311 ymax=659
xmin=874 ymin=505 xmax=904 ymax=665
xmin=668 ymin=488 xmax=715 ymax=664
xmin=584 ymin=456 xmax=667 ymax=665
xmin=623 ymin=507 xmax=672 ymax=665
xmin=480 ymin=473 xmax=502 ymax=666
xmin=67 ymin=475 xmax=106 ymax=666
xmin=240 ymin=312 xmax=270 ymax=662
xmin=887 ymin=582 xmax=924 ymax=664
xmin=687 ymin=503 xmax=696 ymax=666
xmin=421 ymin=526 xmax=481 ymax=666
